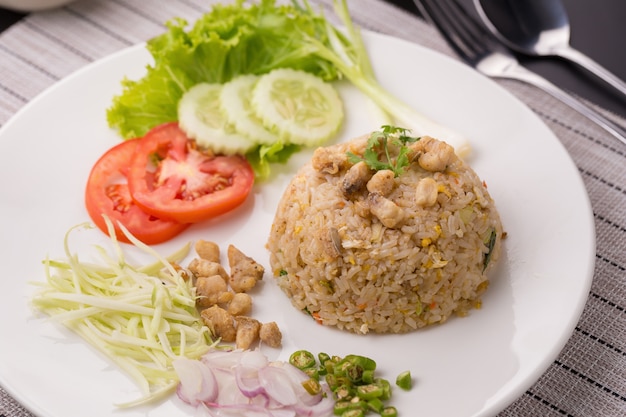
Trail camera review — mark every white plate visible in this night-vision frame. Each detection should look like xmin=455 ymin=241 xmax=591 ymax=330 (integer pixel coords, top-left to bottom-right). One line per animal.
xmin=0 ymin=31 xmax=594 ymax=417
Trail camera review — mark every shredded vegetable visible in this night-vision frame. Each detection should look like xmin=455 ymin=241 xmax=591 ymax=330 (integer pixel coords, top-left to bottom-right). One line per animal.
xmin=30 ymin=218 xmax=215 ymax=407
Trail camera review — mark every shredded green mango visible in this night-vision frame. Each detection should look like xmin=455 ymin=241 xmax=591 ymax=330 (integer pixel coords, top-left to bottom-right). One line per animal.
xmin=30 ymin=218 xmax=215 ymax=407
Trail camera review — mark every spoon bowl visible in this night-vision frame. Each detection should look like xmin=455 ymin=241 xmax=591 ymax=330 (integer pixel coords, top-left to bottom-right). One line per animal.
xmin=474 ymin=0 xmax=626 ymax=97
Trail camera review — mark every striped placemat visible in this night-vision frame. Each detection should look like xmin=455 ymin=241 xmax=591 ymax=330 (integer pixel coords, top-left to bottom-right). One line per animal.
xmin=1 ymin=1 xmax=624 ymax=416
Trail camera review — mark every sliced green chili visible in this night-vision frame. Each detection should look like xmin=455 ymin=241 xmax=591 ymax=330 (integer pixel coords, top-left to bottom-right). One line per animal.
xmin=334 ymin=384 xmax=354 ymax=400
xmin=289 ymin=350 xmax=316 ymax=370
xmin=341 ymin=409 xmax=365 ymax=417
xmin=381 ymin=406 xmax=398 ymax=417
xmin=301 ymin=378 xmax=322 ymax=395
xmin=362 ymin=369 xmax=375 ymax=384
xmin=367 ymin=397 xmax=385 ymax=413
xmin=395 ymin=370 xmax=412 ymax=390
xmin=318 ymin=352 xmax=331 ymax=364
xmin=356 ymin=383 xmax=384 ymax=400
xmin=304 ymin=366 xmax=320 ymax=380
xmin=376 ymin=378 xmax=392 ymax=401
xmin=334 ymin=400 xmax=353 ymax=415
xmin=289 ymin=350 xmax=410 ymax=416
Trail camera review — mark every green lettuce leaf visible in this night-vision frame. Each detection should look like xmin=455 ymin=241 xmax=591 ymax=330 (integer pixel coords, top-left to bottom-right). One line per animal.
xmin=106 ymin=0 xmax=340 ymax=141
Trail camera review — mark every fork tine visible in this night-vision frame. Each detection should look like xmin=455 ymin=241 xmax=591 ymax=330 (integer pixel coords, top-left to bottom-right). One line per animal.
xmin=414 ymin=0 xmax=494 ymax=65
xmin=415 ymin=0 xmax=626 ymax=146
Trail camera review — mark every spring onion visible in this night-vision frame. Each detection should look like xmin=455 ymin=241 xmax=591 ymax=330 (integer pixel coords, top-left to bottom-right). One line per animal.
xmin=300 ymin=0 xmax=470 ymax=156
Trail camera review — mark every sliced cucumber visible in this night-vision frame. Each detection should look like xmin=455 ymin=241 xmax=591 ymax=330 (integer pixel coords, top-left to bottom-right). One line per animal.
xmin=220 ymin=75 xmax=278 ymax=145
xmin=251 ymin=68 xmax=344 ymax=146
xmin=178 ymin=83 xmax=255 ymax=155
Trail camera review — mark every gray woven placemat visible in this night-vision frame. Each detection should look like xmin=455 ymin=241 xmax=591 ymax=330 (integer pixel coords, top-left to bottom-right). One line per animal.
xmin=1 ymin=0 xmax=624 ymax=416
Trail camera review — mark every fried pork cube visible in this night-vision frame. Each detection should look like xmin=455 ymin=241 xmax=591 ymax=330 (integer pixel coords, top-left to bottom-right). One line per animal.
xmin=188 ymin=258 xmax=229 ymax=281
xmin=200 ymin=305 xmax=236 ymax=342
xmin=259 ymin=322 xmax=282 ymax=348
xmin=195 ymin=240 xmax=220 ymax=263
xmin=367 ymin=192 xmax=405 ymax=228
xmin=227 ymin=292 xmax=253 ymax=316
xmin=311 ymin=145 xmax=350 ymax=174
xmin=195 ymin=275 xmax=229 ymax=308
xmin=366 ymin=169 xmax=395 ymax=196
xmin=235 ymin=316 xmax=261 ymax=350
xmin=407 ymin=135 xmax=456 ymax=172
xmin=227 ymin=245 xmax=264 ymax=293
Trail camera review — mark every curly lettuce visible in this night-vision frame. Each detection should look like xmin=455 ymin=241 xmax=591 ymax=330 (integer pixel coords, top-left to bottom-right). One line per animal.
xmin=107 ymin=0 xmax=339 ymax=139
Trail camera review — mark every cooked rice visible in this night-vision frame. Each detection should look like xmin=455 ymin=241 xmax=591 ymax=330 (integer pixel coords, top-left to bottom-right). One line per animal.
xmin=266 ymin=133 xmax=503 ymax=334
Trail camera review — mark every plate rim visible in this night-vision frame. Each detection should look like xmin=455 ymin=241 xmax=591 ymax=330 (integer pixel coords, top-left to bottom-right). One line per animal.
xmin=0 ymin=29 xmax=595 ymax=417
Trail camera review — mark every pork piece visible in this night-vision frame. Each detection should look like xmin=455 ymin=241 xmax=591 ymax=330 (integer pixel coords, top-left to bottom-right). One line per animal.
xmin=259 ymin=322 xmax=282 ymax=348
xmin=367 ymin=192 xmax=405 ymax=228
xmin=227 ymin=245 xmax=264 ymax=293
xmin=188 ymin=258 xmax=229 ymax=281
xmin=227 ymin=292 xmax=253 ymax=316
xmin=311 ymin=145 xmax=350 ymax=174
xmin=366 ymin=169 xmax=395 ymax=196
xmin=407 ymin=135 xmax=455 ymax=172
xmin=195 ymin=240 xmax=220 ymax=263
xmin=195 ymin=275 xmax=230 ymax=308
xmin=415 ymin=177 xmax=439 ymax=207
xmin=201 ymin=305 xmax=236 ymax=342
xmin=235 ymin=316 xmax=261 ymax=350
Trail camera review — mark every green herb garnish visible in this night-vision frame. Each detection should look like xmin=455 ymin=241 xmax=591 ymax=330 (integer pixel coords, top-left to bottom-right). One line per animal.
xmin=347 ymin=125 xmax=419 ymax=177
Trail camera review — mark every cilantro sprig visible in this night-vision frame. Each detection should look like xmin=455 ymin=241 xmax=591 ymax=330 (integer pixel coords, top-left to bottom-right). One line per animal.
xmin=347 ymin=125 xmax=419 ymax=177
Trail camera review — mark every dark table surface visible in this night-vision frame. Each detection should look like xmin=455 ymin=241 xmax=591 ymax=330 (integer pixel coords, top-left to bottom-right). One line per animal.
xmin=2 ymin=0 xmax=626 ymax=119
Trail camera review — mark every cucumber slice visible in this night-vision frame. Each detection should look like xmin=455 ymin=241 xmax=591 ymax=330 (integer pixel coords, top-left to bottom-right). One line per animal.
xmin=220 ymin=75 xmax=278 ymax=145
xmin=251 ymin=68 xmax=343 ymax=146
xmin=178 ymin=83 xmax=255 ymax=155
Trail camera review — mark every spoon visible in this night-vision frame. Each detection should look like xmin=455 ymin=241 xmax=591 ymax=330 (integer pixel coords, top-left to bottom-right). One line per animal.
xmin=474 ymin=0 xmax=626 ymax=98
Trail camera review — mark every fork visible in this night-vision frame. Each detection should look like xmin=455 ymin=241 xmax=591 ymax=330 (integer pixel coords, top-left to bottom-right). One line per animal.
xmin=413 ymin=0 xmax=626 ymax=146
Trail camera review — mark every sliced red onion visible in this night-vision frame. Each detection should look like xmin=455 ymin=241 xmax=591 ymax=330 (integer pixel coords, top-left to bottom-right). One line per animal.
xmin=278 ymin=363 xmax=322 ymax=407
xmin=292 ymin=384 xmax=335 ymax=417
xmin=175 ymin=349 xmax=330 ymax=417
xmin=202 ymin=349 xmax=243 ymax=369
xmin=240 ymin=349 xmax=270 ymax=368
xmin=205 ymin=402 xmax=277 ymax=417
xmin=173 ymin=358 xmax=218 ymax=405
xmin=215 ymin=374 xmax=248 ymax=406
xmin=235 ymin=365 xmax=267 ymax=400
xmin=258 ymin=365 xmax=298 ymax=406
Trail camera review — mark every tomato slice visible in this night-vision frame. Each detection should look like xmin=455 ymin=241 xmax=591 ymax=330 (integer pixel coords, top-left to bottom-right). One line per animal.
xmin=85 ymin=139 xmax=189 ymax=244
xmin=127 ymin=122 xmax=255 ymax=224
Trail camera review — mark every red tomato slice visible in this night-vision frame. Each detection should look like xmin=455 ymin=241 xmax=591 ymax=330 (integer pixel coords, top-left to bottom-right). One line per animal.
xmin=127 ymin=123 xmax=255 ymax=224
xmin=85 ymin=139 xmax=189 ymax=244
